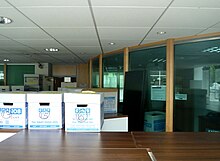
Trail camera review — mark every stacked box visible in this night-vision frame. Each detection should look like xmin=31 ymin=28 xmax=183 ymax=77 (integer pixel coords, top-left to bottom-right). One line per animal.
xmin=103 ymin=92 xmax=117 ymax=113
xmin=144 ymin=111 xmax=165 ymax=132
xmin=64 ymin=93 xmax=104 ymax=132
xmin=27 ymin=92 xmax=63 ymax=129
xmin=90 ymin=88 xmax=118 ymax=113
xmin=0 ymin=93 xmax=27 ymax=129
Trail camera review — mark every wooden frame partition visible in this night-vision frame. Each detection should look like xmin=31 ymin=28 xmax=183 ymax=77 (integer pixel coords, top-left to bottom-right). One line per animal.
xmin=4 ymin=63 xmax=7 ymax=85
xmin=89 ymin=32 xmax=220 ymax=132
xmin=124 ymin=47 xmax=129 ymax=74
xmin=166 ymin=39 xmax=174 ymax=132
xmin=89 ymin=59 xmax=92 ymax=88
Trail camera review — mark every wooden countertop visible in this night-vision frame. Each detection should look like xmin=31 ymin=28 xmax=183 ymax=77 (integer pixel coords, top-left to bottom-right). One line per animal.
xmin=0 ymin=130 xmax=220 ymax=161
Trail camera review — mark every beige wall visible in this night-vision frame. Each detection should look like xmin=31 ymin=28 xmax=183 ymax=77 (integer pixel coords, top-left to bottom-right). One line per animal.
xmin=77 ymin=63 xmax=89 ymax=88
xmin=52 ymin=65 xmax=77 ymax=77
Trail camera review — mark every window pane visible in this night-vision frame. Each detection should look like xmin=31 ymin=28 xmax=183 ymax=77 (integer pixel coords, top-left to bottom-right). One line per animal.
xmin=103 ymin=53 xmax=124 ymax=102
xmin=92 ymin=58 xmax=99 ymax=88
xmin=126 ymin=46 xmax=166 ymax=132
xmin=0 ymin=65 xmax=4 ymax=85
xmin=174 ymin=38 xmax=220 ymax=132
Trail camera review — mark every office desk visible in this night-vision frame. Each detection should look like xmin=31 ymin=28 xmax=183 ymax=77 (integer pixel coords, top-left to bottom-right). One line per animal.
xmin=0 ymin=130 xmax=220 ymax=161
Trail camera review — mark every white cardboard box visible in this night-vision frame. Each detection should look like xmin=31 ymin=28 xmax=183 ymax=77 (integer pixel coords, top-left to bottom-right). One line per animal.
xmin=0 ymin=93 xmax=27 ymax=129
xmin=27 ymin=92 xmax=63 ymax=129
xmin=144 ymin=111 xmax=165 ymax=132
xmin=64 ymin=93 xmax=104 ymax=132
xmin=90 ymin=88 xmax=118 ymax=114
xmin=103 ymin=92 xmax=117 ymax=113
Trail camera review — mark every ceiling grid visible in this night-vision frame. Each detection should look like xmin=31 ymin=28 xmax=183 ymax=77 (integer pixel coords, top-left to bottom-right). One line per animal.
xmin=0 ymin=0 xmax=218 ymax=64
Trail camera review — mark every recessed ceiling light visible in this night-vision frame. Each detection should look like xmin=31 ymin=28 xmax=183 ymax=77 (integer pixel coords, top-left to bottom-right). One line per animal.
xmin=108 ymin=42 xmax=115 ymax=45
xmin=3 ymin=59 xmax=9 ymax=62
xmin=157 ymin=31 xmax=166 ymax=35
xmin=0 ymin=16 xmax=12 ymax=24
xmin=44 ymin=48 xmax=59 ymax=52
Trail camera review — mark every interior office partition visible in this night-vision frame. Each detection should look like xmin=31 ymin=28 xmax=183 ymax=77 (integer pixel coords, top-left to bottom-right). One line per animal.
xmin=91 ymin=57 xmax=100 ymax=88
xmin=103 ymin=53 xmax=124 ymax=103
xmin=89 ymin=32 xmax=220 ymax=132
xmin=0 ymin=65 xmax=4 ymax=85
xmin=174 ymin=37 xmax=220 ymax=132
xmin=124 ymin=46 xmax=166 ymax=131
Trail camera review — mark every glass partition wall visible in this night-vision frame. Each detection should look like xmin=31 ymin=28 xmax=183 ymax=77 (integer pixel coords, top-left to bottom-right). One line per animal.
xmin=90 ymin=32 xmax=220 ymax=132
xmin=174 ymin=38 xmax=220 ymax=132
xmin=102 ymin=53 xmax=124 ymax=103
xmin=0 ymin=65 xmax=4 ymax=85
xmin=124 ymin=46 xmax=167 ymax=131
xmin=91 ymin=57 xmax=100 ymax=88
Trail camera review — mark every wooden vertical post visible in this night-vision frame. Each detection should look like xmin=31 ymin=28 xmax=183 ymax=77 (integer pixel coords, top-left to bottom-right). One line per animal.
xmin=166 ymin=39 xmax=174 ymax=132
xmin=124 ymin=47 xmax=129 ymax=74
xmin=89 ymin=59 xmax=92 ymax=88
xmin=4 ymin=63 xmax=7 ymax=86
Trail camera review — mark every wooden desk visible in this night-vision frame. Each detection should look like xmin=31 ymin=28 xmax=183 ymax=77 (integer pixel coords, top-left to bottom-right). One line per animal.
xmin=133 ymin=132 xmax=220 ymax=160
xmin=0 ymin=130 xmax=220 ymax=161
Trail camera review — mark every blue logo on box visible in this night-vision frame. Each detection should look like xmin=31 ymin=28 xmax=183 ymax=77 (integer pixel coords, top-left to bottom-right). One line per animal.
xmin=0 ymin=108 xmax=22 ymax=119
xmin=39 ymin=108 xmax=50 ymax=119
xmin=75 ymin=108 xmax=90 ymax=123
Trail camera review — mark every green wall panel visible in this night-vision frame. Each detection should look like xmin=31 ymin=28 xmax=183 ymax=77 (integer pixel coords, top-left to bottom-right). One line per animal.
xmin=6 ymin=65 xmax=35 ymax=86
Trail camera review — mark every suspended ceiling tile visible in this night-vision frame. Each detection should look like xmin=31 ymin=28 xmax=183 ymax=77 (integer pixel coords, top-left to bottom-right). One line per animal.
xmin=145 ymin=28 xmax=205 ymax=40
xmin=0 ymin=55 xmax=34 ymax=62
xmin=0 ymin=39 xmax=25 ymax=47
xmin=7 ymin=0 xmax=88 ymax=6
xmin=0 ymin=28 xmax=51 ymax=39
xmin=44 ymin=28 xmax=98 ymax=39
xmin=58 ymin=39 xmax=100 ymax=46
xmin=18 ymin=7 xmax=94 ymax=27
xmin=212 ymin=22 xmax=220 ymax=28
xmin=0 ymin=0 xmax=12 ymax=7
xmin=67 ymin=46 xmax=102 ymax=55
xmin=0 ymin=35 xmax=9 ymax=40
xmin=171 ymin=0 xmax=220 ymax=8
xmin=16 ymin=39 xmax=62 ymax=47
xmin=102 ymin=39 xmax=140 ymax=48
xmin=49 ymin=55 xmax=81 ymax=64
xmin=0 ymin=46 xmax=36 ymax=52
xmin=91 ymin=0 xmax=173 ymax=7
xmin=93 ymin=7 xmax=165 ymax=27
xmin=199 ymin=28 xmax=220 ymax=34
xmin=155 ymin=8 xmax=220 ymax=28
xmin=0 ymin=8 xmax=35 ymax=27
xmin=98 ymin=27 xmax=150 ymax=40
xmin=139 ymin=39 xmax=163 ymax=45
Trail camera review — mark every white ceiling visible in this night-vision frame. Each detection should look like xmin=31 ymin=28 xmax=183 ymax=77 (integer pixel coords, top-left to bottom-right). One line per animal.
xmin=0 ymin=0 xmax=219 ymax=64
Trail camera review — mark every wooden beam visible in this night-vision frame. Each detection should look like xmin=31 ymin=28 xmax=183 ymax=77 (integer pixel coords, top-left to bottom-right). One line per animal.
xmin=103 ymin=48 xmax=124 ymax=56
xmin=89 ymin=59 xmax=92 ymax=88
xmin=124 ymin=47 xmax=129 ymax=75
xmin=4 ymin=63 xmax=7 ymax=86
xmin=99 ymin=54 xmax=103 ymax=88
xmin=166 ymin=39 xmax=174 ymax=132
xmin=129 ymin=40 xmax=166 ymax=51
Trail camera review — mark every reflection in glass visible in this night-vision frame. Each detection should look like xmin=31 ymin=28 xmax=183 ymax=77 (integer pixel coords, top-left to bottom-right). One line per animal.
xmin=174 ymin=38 xmax=220 ymax=132
xmin=0 ymin=70 xmax=4 ymax=85
xmin=92 ymin=58 xmax=99 ymax=88
xmin=103 ymin=53 xmax=124 ymax=102
xmin=125 ymin=46 xmax=166 ymax=132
